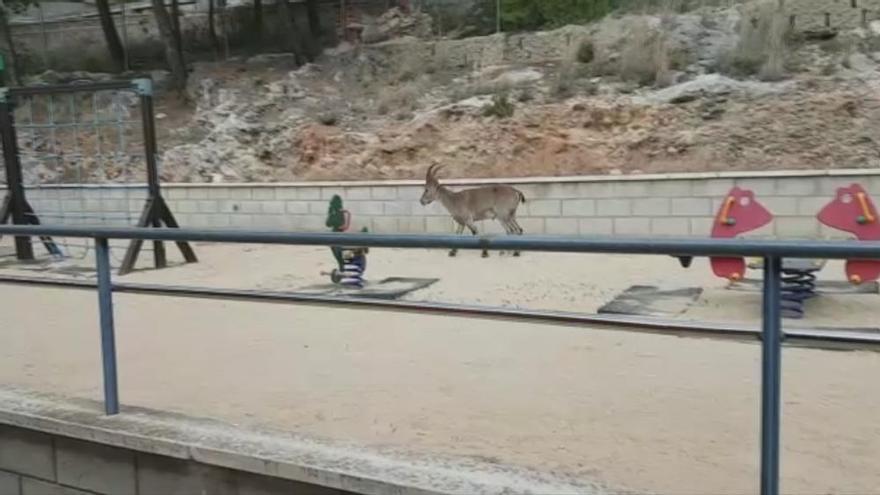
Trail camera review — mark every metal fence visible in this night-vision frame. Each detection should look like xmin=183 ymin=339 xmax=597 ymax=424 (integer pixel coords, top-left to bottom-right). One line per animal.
xmin=8 ymin=0 xmax=348 ymax=74
xmin=1 ymin=225 xmax=880 ymax=495
xmin=0 ymin=79 xmax=197 ymax=273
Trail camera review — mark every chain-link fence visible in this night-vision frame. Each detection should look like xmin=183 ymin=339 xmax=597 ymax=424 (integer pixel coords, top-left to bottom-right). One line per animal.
xmin=7 ymin=0 xmax=365 ymax=75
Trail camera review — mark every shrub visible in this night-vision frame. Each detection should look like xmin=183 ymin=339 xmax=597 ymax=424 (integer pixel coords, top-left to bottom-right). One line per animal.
xmin=717 ymin=1 xmax=789 ymax=80
xmin=482 ymin=93 xmax=515 ymax=118
xmin=576 ymin=39 xmax=595 ymax=64
xmin=619 ymin=21 xmax=671 ymax=86
xmin=317 ymin=112 xmax=339 ymax=126
xmin=377 ymin=82 xmax=422 ymax=115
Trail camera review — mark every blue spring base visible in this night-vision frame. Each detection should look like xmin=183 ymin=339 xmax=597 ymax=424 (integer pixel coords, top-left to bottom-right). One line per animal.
xmin=779 ymin=268 xmax=818 ymax=319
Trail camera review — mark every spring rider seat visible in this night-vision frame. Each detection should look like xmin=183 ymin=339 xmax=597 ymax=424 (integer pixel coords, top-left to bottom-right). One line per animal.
xmin=325 ymin=195 xmax=368 ymax=288
xmin=709 ymin=187 xmax=774 ymax=281
xmin=817 ymin=183 xmax=880 ymax=285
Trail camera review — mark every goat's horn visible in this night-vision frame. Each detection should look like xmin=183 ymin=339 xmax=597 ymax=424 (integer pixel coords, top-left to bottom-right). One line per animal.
xmin=426 ymin=164 xmax=438 ymax=180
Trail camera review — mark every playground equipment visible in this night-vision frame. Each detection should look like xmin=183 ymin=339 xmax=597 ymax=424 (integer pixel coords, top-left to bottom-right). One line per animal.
xmin=0 ymin=79 xmax=196 ymax=274
xmin=701 ymin=183 xmax=880 ymax=318
xmin=323 ymin=194 xmax=368 ymax=287
xmin=708 ymin=186 xmax=774 ymax=281
xmin=817 ymin=183 xmax=880 ymax=285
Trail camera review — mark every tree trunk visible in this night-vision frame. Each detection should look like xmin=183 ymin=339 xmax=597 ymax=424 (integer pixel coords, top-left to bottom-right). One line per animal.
xmin=150 ymin=0 xmax=186 ymax=89
xmin=253 ymin=0 xmax=262 ymax=41
xmin=170 ymin=0 xmax=184 ymax=61
xmin=95 ymin=0 xmax=126 ymax=72
xmin=275 ymin=0 xmax=307 ymax=64
xmin=0 ymin=6 xmax=21 ymax=85
xmin=207 ymin=0 xmax=219 ymax=57
xmin=305 ymin=0 xmax=321 ymax=37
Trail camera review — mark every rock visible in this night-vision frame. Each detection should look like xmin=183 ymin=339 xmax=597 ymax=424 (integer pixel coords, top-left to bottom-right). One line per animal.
xmin=845 ymin=53 xmax=876 ymax=73
xmin=492 ymin=68 xmax=544 ymax=87
xmin=639 ymin=74 xmax=793 ymax=105
xmin=246 ymin=53 xmax=297 ymax=65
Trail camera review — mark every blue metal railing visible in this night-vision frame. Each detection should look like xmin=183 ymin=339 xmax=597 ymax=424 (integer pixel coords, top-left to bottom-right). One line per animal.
xmin=3 ymin=225 xmax=880 ymax=495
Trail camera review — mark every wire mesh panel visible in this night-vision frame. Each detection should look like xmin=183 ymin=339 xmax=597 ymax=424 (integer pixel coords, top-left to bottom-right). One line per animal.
xmin=0 ymin=79 xmax=197 ymax=273
xmin=11 ymin=83 xmax=147 ymax=262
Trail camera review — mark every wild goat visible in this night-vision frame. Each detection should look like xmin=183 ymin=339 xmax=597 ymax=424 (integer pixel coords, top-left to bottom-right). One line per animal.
xmin=420 ymin=164 xmax=526 ymax=257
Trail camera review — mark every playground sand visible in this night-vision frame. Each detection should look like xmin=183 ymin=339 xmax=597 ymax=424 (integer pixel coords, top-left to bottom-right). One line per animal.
xmin=1 ymin=242 xmax=879 ymax=494
xmin=107 ymin=243 xmax=880 ymax=328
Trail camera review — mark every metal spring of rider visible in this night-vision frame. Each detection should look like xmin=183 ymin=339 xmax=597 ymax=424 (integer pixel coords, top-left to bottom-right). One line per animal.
xmin=779 ymin=268 xmax=818 ymax=319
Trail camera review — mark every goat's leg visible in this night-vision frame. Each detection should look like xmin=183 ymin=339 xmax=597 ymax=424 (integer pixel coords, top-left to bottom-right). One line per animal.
xmin=505 ymin=217 xmax=524 ymax=256
xmin=464 ymin=221 xmax=488 ymax=258
xmin=449 ymin=222 xmax=465 ymax=257
xmin=498 ymin=219 xmax=516 ymax=257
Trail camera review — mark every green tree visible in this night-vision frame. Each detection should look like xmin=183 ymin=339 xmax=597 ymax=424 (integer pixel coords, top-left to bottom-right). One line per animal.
xmin=305 ymin=0 xmax=321 ymax=37
xmin=500 ymin=0 xmax=613 ymax=31
xmin=150 ymin=0 xmax=187 ymax=89
xmin=95 ymin=0 xmax=126 ymax=72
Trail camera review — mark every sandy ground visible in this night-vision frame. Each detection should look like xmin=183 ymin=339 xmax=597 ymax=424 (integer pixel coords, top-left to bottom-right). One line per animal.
xmin=1 ymin=240 xmax=879 ymax=494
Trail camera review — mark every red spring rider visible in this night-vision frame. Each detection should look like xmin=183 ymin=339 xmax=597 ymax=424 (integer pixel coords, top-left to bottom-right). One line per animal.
xmin=817 ymin=183 xmax=880 ymax=285
xmin=710 ymin=187 xmax=774 ymax=281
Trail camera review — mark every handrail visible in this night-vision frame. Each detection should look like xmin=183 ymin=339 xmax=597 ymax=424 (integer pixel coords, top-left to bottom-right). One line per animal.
xmin=2 ymin=224 xmax=878 ymax=495
xmin=1 ymin=225 xmax=880 ymax=259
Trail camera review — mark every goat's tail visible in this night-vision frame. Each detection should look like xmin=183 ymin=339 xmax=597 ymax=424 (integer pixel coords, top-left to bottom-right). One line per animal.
xmin=517 ymin=189 xmax=527 ymax=204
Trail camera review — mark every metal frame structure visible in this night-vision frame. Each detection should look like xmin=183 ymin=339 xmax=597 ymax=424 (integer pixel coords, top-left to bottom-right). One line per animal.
xmin=0 ymin=79 xmax=197 ymax=274
xmin=2 ymin=226 xmax=880 ymax=495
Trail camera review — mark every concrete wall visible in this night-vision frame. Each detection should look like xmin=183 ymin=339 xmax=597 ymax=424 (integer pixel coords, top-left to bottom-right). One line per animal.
xmin=17 ymin=170 xmax=880 ymax=239
xmin=0 ymin=425 xmax=345 ymax=495
xmin=0 ymin=387 xmax=597 ymax=495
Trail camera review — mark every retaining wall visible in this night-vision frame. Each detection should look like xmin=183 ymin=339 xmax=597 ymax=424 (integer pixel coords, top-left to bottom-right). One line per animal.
xmin=0 ymin=426 xmax=346 ymax=495
xmin=0 ymin=387 xmax=597 ymax=495
xmin=14 ymin=170 xmax=880 ymax=239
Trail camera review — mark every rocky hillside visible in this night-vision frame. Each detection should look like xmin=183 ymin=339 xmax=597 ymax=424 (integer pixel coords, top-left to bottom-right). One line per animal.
xmin=15 ymin=3 xmax=880 ymax=183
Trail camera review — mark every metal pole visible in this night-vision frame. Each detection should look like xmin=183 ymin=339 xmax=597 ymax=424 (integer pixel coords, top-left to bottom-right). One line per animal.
xmin=95 ymin=237 xmax=120 ymax=415
xmin=760 ymin=256 xmax=783 ymax=495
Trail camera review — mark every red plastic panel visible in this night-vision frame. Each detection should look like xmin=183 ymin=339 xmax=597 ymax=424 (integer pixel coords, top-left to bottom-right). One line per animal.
xmin=709 ymin=187 xmax=774 ymax=281
xmin=817 ymin=183 xmax=880 ymax=284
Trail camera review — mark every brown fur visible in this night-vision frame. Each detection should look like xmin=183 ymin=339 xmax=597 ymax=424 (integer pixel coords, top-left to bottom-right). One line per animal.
xmin=420 ymin=165 xmax=526 ymax=257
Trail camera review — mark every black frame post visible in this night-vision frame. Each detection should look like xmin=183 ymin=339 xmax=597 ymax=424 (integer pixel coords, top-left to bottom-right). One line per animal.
xmin=0 ymin=88 xmax=43 ymax=260
xmin=140 ymin=78 xmax=166 ymax=270
xmin=0 ymin=88 xmax=32 ymax=259
xmin=117 ymin=78 xmax=197 ymax=275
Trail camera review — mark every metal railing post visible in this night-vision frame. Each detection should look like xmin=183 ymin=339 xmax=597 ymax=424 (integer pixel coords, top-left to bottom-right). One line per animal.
xmin=760 ymin=256 xmax=783 ymax=495
xmin=95 ymin=237 xmax=120 ymax=415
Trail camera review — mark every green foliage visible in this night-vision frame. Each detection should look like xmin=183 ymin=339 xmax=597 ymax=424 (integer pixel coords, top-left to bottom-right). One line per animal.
xmin=501 ymin=0 xmax=614 ymax=31
xmin=482 ymin=93 xmax=515 ymax=118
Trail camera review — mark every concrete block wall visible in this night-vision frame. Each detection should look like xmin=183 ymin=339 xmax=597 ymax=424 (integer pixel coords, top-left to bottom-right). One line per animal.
xmin=0 ymin=425 xmax=345 ymax=495
xmin=16 ymin=170 xmax=880 ymax=239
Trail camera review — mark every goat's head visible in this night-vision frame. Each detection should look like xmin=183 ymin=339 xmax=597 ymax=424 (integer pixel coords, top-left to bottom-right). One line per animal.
xmin=420 ymin=164 xmax=444 ymax=205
